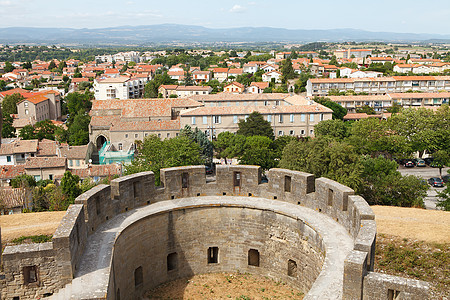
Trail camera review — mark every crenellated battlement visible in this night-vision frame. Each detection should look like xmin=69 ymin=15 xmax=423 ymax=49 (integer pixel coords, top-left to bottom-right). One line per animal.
xmin=0 ymin=165 xmax=429 ymax=300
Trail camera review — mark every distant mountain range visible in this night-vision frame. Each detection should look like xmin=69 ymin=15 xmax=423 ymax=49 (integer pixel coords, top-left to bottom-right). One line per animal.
xmin=0 ymin=24 xmax=449 ymax=45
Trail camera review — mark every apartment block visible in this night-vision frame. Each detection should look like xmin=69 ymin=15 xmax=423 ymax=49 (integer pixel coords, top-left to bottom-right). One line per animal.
xmin=307 ymin=76 xmax=450 ymax=97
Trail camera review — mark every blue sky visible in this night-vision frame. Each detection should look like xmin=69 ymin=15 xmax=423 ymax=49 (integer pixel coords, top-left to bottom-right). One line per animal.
xmin=1 ymin=0 xmax=449 ymax=35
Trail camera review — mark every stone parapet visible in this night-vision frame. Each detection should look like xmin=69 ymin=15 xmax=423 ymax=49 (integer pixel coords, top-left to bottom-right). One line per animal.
xmin=0 ymin=165 xmax=426 ymax=300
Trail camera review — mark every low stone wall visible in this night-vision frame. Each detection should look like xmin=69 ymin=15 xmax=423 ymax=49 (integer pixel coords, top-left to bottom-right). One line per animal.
xmin=0 ymin=165 xmax=429 ymax=300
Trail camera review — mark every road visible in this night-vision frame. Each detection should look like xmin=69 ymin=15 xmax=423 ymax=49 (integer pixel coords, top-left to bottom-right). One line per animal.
xmin=398 ymin=166 xmax=449 ymax=210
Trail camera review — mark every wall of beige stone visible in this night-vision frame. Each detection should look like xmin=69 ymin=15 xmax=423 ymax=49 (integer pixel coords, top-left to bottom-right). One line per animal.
xmin=0 ymin=165 xmax=429 ymax=299
xmin=112 ymin=206 xmax=325 ymax=300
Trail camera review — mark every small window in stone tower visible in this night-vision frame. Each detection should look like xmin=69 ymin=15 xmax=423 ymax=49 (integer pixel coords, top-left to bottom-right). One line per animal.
xmin=182 ymin=172 xmax=189 ymax=188
xmin=248 ymin=249 xmax=260 ymax=267
xmin=208 ymin=247 xmax=218 ymax=264
xmin=285 ymin=176 xmax=291 ymax=192
xmin=95 ymin=196 xmax=100 ymax=216
xmin=388 ymin=289 xmax=400 ymax=300
xmin=134 ymin=266 xmax=143 ymax=287
xmin=234 ymin=172 xmax=241 ymax=187
xmin=133 ymin=181 xmax=140 ymax=200
xmin=328 ymin=189 xmax=333 ymax=206
xmin=23 ymin=266 xmax=38 ymax=284
xmin=167 ymin=252 xmax=178 ymax=271
xmin=288 ymin=259 xmax=297 ymax=277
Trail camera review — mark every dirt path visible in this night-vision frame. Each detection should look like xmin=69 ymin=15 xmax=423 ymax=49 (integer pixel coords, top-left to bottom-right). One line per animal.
xmin=371 ymin=205 xmax=450 ymax=244
xmin=0 ymin=211 xmax=66 ymax=242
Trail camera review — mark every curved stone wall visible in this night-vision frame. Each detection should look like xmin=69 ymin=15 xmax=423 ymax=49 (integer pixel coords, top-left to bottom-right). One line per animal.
xmin=112 ymin=206 xmax=325 ymax=299
xmin=0 ymin=165 xmax=430 ymax=300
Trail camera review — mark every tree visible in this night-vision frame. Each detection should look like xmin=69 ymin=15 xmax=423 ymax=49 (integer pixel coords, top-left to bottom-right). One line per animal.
xmin=432 ymin=150 xmax=449 ymax=177
xmin=314 ymin=119 xmax=349 ymax=140
xmin=124 ymin=135 xmax=203 ymax=185
xmin=19 ymin=125 xmax=36 ymax=140
xmin=4 ymin=61 xmax=15 ymax=73
xmin=313 ymin=97 xmax=347 ymax=120
xmin=61 ymin=171 xmax=81 ymax=203
xmin=184 ymin=71 xmax=193 ymax=86
xmin=2 ymin=114 xmax=15 ymax=138
xmin=144 ymin=72 xmax=175 ymax=98
xmin=229 ymin=50 xmax=238 ymax=57
xmin=237 ymin=111 xmax=274 ymax=140
xmin=280 ymin=58 xmax=295 ymax=83
xmin=11 ymin=174 xmax=37 ymax=188
xmin=356 ymin=105 xmax=376 ymax=115
xmin=273 ymin=135 xmax=297 ymax=160
xmin=48 ymin=60 xmax=57 ymax=70
xmin=279 ymin=137 xmax=363 ymax=191
xmin=68 ymin=111 xmax=90 ymax=145
xmin=437 ymin=180 xmax=450 ymax=211
xmin=64 ymin=92 xmax=92 ymax=124
xmin=329 ymin=55 xmax=339 ymax=66
xmin=2 ymin=93 xmax=24 ymax=116
xmin=239 ymin=136 xmax=277 ymax=170
xmin=180 ymin=125 xmax=213 ymax=164
xmin=22 ymin=61 xmax=32 ymax=70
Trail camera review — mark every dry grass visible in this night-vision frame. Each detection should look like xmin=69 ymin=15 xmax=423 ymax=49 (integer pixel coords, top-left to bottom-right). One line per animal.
xmin=145 ymin=272 xmax=304 ymax=300
xmin=371 ymin=205 xmax=450 ymax=244
xmin=0 ymin=211 xmax=66 ymax=243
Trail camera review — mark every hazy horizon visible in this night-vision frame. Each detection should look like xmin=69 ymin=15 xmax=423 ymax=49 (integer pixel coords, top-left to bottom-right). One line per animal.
xmin=0 ymin=0 xmax=449 ymax=35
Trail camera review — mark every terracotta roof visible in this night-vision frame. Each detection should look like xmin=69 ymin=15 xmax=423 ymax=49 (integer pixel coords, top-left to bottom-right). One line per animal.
xmin=72 ymin=78 xmax=89 ymax=83
xmin=388 ymin=92 xmax=450 ymax=99
xmin=0 ymin=139 xmax=38 ymax=155
xmin=90 ymin=115 xmax=121 ymax=127
xmin=37 ymin=140 xmax=59 ymax=157
xmin=327 ymin=95 xmax=391 ymax=101
xmin=343 ymin=113 xmax=382 ymax=120
xmin=180 ymin=103 xmax=332 ymax=116
xmin=0 ymin=165 xmax=25 ymax=179
xmin=24 ymin=157 xmax=66 ymax=169
xmin=0 ymin=88 xmax=35 ymax=99
xmin=70 ymin=164 xmax=121 ymax=179
xmin=110 ymin=119 xmax=180 ymax=132
xmin=228 ymin=68 xmax=243 ymax=74
xmin=224 ymin=82 xmax=245 ymax=89
xmin=176 ymin=86 xmax=212 ymax=91
xmin=12 ymin=118 xmax=36 ymax=128
xmin=213 ymin=68 xmax=229 ymax=73
xmin=97 ymin=76 xmax=130 ymax=83
xmin=159 ymin=85 xmax=178 ymax=90
xmin=104 ymin=69 xmax=120 ymax=74
xmin=188 ymin=93 xmax=290 ymax=102
xmin=250 ymin=82 xmax=269 ymax=89
xmin=60 ymin=145 xmax=88 ymax=159
xmin=22 ymin=94 xmax=49 ymax=105
xmin=392 ymin=76 xmax=450 ymax=81
xmin=91 ymin=98 xmax=202 ymax=118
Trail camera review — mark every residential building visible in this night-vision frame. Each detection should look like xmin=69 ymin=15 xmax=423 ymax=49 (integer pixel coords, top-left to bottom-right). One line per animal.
xmin=188 ymin=93 xmax=298 ymax=107
xmin=16 ymin=90 xmax=62 ymax=122
xmin=326 ymin=92 xmax=450 ymax=112
xmin=0 ymin=139 xmax=38 ymax=165
xmin=192 ymin=70 xmax=211 ymax=83
xmin=180 ymin=101 xmax=332 ymax=139
xmin=262 ymin=71 xmax=282 ymax=83
xmin=94 ymin=76 xmax=147 ymax=100
xmin=306 ymin=76 xmax=450 ymax=97
xmin=60 ymin=144 xmax=90 ymax=169
xmin=24 ymin=157 xmax=66 ymax=181
xmin=158 ymin=85 xmax=212 ymax=98
xmin=243 ymin=63 xmax=258 ymax=74
xmin=247 ymin=82 xmax=269 ymax=94
xmin=223 ymin=82 xmax=245 ymax=93
xmin=213 ymin=68 xmax=229 ymax=83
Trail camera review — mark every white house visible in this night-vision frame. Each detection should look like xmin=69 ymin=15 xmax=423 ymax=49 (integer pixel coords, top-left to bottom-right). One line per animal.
xmin=243 ymin=63 xmax=258 ymax=74
xmin=262 ymin=71 xmax=282 ymax=83
xmin=246 ymin=82 xmax=269 ymax=94
xmin=94 ymin=76 xmax=147 ymax=100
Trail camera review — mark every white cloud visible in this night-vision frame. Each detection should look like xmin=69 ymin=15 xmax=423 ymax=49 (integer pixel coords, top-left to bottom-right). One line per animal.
xmin=230 ymin=4 xmax=246 ymax=13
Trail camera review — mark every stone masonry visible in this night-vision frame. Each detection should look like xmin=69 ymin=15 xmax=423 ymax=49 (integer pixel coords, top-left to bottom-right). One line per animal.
xmin=0 ymin=165 xmax=429 ymax=299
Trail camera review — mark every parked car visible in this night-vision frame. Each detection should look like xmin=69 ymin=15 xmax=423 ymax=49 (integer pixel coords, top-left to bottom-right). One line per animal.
xmin=424 ymin=157 xmax=434 ymax=166
xmin=404 ymin=161 xmax=415 ymax=168
xmin=416 ymin=159 xmax=426 ymax=167
xmin=442 ymin=175 xmax=450 ymax=184
xmin=205 ymin=165 xmax=214 ymax=175
xmin=428 ymin=177 xmax=444 ymax=187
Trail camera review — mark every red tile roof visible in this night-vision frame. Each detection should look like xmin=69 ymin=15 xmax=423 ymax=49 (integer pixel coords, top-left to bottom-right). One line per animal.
xmin=24 ymin=157 xmax=66 ymax=169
